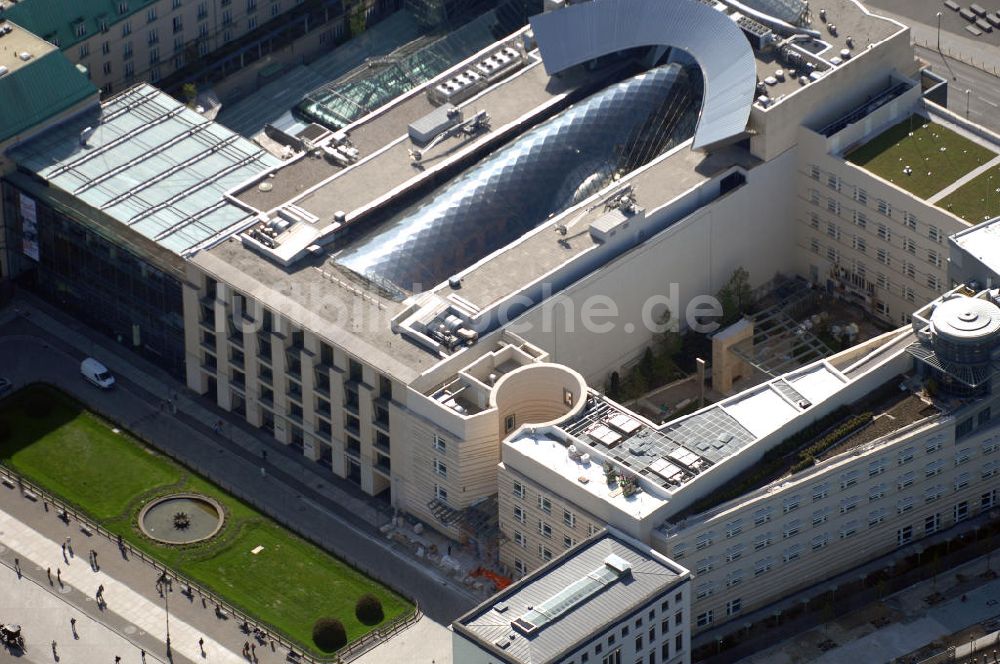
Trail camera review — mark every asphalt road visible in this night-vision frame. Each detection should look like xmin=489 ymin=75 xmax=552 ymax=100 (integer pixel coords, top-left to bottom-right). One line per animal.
xmin=917 ymin=45 xmax=1000 ymax=133
xmin=866 ymin=0 xmax=1000 ymax=48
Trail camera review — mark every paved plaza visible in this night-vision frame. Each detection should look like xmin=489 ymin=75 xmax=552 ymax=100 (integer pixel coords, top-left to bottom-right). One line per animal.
xmin=0 ymin=560 xmax=161 ymax=664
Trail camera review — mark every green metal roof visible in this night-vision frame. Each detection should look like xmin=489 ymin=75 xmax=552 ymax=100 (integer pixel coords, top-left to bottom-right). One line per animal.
xmin=0 ymin=50 xmax=98 ymax=143
xmin=0 ymin=0 xmax=157 ymax=50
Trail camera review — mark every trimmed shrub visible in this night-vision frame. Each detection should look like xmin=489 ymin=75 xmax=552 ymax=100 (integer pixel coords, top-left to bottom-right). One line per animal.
xmin=355 ymin=593 xmax=384 ymax=625
xmin=312 ymin=617 xmax=347 ymax=652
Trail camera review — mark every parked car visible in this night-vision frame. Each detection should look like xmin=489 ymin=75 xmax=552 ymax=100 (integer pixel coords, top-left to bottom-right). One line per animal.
xmin=80 ymin=358 xmax=115 ymax=389
xmin=0 ymin=378 xmax=11 ymax=396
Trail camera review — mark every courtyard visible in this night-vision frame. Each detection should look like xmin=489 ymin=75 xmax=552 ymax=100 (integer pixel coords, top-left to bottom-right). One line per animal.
xmin=0 ymin=384 xmax=411 ymax=656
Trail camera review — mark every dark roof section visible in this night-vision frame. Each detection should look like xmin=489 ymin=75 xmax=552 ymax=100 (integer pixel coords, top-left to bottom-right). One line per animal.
xmin=0 ymin=49 xmax=97 ymax=143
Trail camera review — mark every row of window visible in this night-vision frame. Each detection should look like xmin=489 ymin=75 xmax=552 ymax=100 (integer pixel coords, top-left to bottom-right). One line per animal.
xmin=680 ymin=433 xmax=997 ymax=558
xmin=807 ymin=230 xmax=944 ymax=294
xmin=512 ymin=481 xmax=581 ymax=527
xmin=807 ymin=166 xmax=944 ymax=243
xmin=811 ymin=211 xmax=945 ymax=267
xmin=692 ymin=492 xmax=996 ymax=620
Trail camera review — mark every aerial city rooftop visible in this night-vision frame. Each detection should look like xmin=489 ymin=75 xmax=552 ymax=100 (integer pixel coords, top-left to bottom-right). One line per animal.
xmin=3 ymin=0 xmax=1000 ymax=661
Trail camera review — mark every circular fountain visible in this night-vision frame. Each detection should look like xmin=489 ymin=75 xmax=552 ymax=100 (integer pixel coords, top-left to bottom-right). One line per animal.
xmin=139 ymin=494 xmax=224 ymax=544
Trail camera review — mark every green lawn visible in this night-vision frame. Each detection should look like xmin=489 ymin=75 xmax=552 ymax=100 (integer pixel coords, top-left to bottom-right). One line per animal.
xmin=0 ymin=385 xmax=411 ymax=654
xmin=846 ymin=114 xmax=995 ymax=199
xmin=936 ymin=163 xmax=1000 ymax=224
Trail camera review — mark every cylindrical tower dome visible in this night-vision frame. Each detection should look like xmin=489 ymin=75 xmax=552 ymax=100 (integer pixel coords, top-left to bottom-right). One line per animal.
xmin=928 ymin=296 xmax=1000 ymax=395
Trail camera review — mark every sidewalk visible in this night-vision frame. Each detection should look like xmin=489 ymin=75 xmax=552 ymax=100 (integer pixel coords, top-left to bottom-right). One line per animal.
xmin=0 ymin=478 xmax=266 ymax=663
xmin=0 ymin=560 xmax=158 ymax=664
xmin=0 ymin=293 xmax=481 ymax=623
xmin=737 ymin=550 xmax=1000 ymax=663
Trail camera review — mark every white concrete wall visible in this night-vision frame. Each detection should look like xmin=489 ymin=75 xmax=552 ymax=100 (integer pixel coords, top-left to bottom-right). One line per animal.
xmin=514 ymin=149 xmax=798 ymax=386
xmin=794 ymin=118 xmax=970 ymax=327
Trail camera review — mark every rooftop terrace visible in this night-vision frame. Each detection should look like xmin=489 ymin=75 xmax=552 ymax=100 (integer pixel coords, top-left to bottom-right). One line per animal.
xmin=937 ymin=162 xmax=1000 ymax=223
xmin=817 ymin=390 xmax=940 ymax=461
xmin=846 ymin=114 xmax=996 ymax=199
xmin=751 ymin=0 xmax=903 ymax=110
xmin=0 ymin=18 xmax=55 ymax=74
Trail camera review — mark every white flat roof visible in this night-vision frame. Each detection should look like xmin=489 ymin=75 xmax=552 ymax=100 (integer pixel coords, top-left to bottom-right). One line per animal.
xmin=723 ymin=386 xmax=799 ymax=438
xmin=787 ymin=363 xmax=848 ymax=403
xmin=506 ymin=431 xmax=667 ymax=519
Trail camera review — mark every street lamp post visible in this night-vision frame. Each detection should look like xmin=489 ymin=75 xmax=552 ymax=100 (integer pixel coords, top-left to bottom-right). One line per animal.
xmin=967 ymin=89 xmax=972 ymax=118
xmin=937 ymin=12 xmax=943 ymax=51
xmin=163 ymin=571 xmax=172 ymax=659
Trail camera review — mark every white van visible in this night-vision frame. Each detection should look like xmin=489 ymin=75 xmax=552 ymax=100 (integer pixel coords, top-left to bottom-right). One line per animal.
xmin=80 ymin=358 xmax=115 ymax=389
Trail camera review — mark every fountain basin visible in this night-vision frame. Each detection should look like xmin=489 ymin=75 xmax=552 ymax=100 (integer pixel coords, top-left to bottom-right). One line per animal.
xmin=138 ymin=494 xmax=224 ymax=545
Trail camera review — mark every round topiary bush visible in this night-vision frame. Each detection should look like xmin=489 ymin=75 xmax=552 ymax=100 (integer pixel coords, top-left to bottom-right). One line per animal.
xmin=312 ymin=617 xmax=347 ymax=653
xmin=23 ymin=393 xmax=52 ymax=419
xmin=355 ymin=593 xmax=384 ymax=625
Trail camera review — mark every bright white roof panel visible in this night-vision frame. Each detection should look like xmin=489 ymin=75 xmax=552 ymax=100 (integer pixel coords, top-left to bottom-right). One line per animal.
xmin=787 ymin=364 xmax=848 ymax=404
xmin=723 ymin=385 xmax=800 ymax=438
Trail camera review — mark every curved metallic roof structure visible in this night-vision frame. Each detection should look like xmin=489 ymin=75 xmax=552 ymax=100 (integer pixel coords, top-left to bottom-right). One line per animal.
xmin=529 ymin=0 xmax=756 ymax=150
xmin=739 ymin=0 xmax=808 ymax=25
xmin=336 ymin=64 xmax=697 ymax=296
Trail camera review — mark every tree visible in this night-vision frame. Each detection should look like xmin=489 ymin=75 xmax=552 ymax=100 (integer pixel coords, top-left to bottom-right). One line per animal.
xmin=607 ymin=371 xmax=621 ymax=399
xmin=716 ymin=267 xmax=754 ymax=326
xmin=349 ymin=2 xmax=367 ymax=37
xmin=181 ymin=82 xmax=198 ymax=108
xmin=657 ymin=308 xmax=682 ymax=359
xmin=312 ymin=618 xmax=347 ymax=652
xmin=355 ymin=594 xmax=384 ymax=625
xmin=639 ymin=347 xmax=655 ymax=382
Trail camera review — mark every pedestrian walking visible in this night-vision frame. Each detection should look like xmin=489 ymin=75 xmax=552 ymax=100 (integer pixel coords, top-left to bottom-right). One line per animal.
xmin=115 ymin=656 xmax=121 ymax=663
xmin=97 ymin=583 xmax=104 ymax=598
xmin=140 ymin=649 xmax=146 ymax=663
xmin=61 ymin=542 xmax=66 ymax=556
xmin=47 ymin=567 xmax=52 ymax=584
xmin=65 ymin=536 xmax=72 ymax=556
xmin=251 ymin=643 xmax=256 ymax=660
xmin=51 ymin=640 xmax=57 ymax=657
xmin=43 ymin=499 xmax=49 ymax=512
xmin=70 ymin=617 xmax=77 ymax=639
xmin=213 ymin=419 xmax=221 ymax=434
xmin=198 ymin=637 xmax=204 ymax=653
xmin=13 ymin=557 xmax=19 ymax=576
xmin=57 ymin=568 xmax=61 ymax=585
